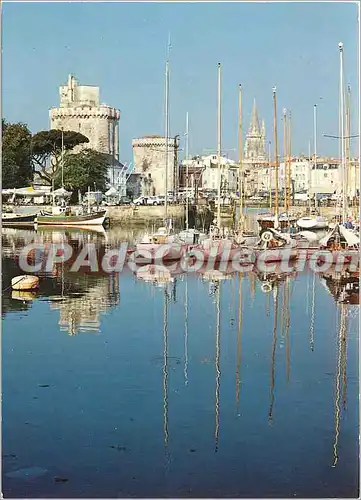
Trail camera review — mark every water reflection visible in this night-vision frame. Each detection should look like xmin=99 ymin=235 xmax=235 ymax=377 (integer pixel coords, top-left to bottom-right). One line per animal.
xmin=2 ymin=226 xmax=359 ymax=498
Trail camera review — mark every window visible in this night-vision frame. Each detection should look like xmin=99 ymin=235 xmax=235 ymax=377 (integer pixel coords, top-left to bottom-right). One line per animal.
xmin=324 ymin=173 xmax=328 ymax=178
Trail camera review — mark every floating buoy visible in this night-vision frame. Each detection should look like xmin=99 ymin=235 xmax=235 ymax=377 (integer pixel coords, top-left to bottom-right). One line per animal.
xmin=11 ymin=275 xmax=39 ymax=291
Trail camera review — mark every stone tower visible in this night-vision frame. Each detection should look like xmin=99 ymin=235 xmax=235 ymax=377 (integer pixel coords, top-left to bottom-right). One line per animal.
xmin=132 ymin=135 xmax=179 ymax=196
xmin=244 ymin=99 xmax=266 ymax=162
xmin=49 ymin=75 xmax=120 ymax=160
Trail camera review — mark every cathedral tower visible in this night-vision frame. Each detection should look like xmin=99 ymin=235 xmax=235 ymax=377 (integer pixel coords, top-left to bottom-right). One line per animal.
xmin=244 ymin=99 xmax=266 ymax=162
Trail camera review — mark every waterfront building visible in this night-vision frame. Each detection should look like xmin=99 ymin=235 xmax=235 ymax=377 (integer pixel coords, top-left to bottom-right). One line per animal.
xmin=254 ymin=156 xmax=359 ymax=199
xmin=49 ymin=74 xmax=124 ymax=191
xmin=132 ymin=135 xmax=179 ymax=196
xmin=179 ymin=154 xmax=238 ymax=194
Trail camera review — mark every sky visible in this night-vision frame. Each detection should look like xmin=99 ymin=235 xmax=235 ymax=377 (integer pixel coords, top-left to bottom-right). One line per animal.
xmin=2 ymin=1 xmax=359 ymax=165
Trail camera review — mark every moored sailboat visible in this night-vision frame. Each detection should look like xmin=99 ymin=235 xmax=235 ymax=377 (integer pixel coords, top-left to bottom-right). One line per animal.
xmin=296 ymin=215 xmax=329 ymax=230
xmin=37 ymin=133 xmax=107 ymax=227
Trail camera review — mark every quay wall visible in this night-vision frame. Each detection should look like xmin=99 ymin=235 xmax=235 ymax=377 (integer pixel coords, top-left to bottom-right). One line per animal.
xmin=7 ymin=204 xmax=186 ymax=226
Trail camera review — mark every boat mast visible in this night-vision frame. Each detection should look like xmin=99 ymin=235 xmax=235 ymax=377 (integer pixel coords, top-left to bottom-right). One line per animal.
xmin=283 ymin=108 xmax=288 ymax=213
xmin=288 ymin=111 xmax=292 ymax=210
xmin=216 ymin=63 xmax=222 ymax=230
xmin=268 ymin=140 xmax=272 ymax=210
xmin=339 ymin=42 xmax=347 ymax=222
xmin=185 ymin=111 xmax=189 ymax=230
xmin=61 ymin=127 xmax=64 ymax=189
xmin=308 ymin=140 xmax=312 ymax=213
xmin=164 ymin=36 xmax=171 ymax=221
xmin=345 ymin=85 xmax=351 ymax=211
xmin=313 ymin=104 xmax=318 ymax=209
xmin=273 ymin=87 xmax=279 ymax=228
xmin=238 ymin=84 xmax=243 ymax=233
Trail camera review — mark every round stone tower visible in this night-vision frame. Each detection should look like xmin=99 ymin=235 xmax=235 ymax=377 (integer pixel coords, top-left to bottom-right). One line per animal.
xmin=49 ymin=75 xmax=120 ymax=159
xmin=132 ymin=135 xmax=178 ymax=195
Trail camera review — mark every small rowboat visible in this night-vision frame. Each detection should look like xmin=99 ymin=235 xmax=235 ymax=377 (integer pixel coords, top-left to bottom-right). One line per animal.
xmin=36 ymin=210 xmax=107 ymax=227
xmin=2 ymin=213 xmax=37 ymax=227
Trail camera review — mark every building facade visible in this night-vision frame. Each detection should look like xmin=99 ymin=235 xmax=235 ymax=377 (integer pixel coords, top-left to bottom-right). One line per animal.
xmin=253 ymin=156 xmax=359 ymax=198
xmin=179 ymin=154 xmax=239 ymax=193
xmin=132 ymin=136 xmax=179 ymax=196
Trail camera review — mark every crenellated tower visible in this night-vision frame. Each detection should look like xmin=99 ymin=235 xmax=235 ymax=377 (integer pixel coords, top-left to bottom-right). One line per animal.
xmin=49 ymin=75 xmax=120 ymax=160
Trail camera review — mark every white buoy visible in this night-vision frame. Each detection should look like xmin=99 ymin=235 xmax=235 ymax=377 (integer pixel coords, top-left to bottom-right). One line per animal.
xmin=11 ymin=275 xmax=39 ymax=291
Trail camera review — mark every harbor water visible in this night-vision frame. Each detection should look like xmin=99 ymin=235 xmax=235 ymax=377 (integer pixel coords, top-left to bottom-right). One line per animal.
xmin=2 ymin=227 xmax=359 ymax=498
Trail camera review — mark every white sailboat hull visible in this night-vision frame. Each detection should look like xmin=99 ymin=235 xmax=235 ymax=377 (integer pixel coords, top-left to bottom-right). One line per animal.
xmin=297 ymin=217 xmax=328 ymax=230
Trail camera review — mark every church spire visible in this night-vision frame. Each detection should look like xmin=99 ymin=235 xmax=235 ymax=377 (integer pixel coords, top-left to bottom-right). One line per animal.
xmin=261 ymin=119 xmax=266 ymax=138
xmin=248 ymin=98 xmax=260 ymax=135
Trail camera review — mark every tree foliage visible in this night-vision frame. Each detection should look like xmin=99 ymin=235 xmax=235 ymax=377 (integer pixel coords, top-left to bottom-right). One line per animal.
xmin=31 ymin=129 xmax=89 ymax=185
xmin=2 ymin=120 xmax=33 ymax=188
xmin=54 ymin=148 xmax=109 ymax=195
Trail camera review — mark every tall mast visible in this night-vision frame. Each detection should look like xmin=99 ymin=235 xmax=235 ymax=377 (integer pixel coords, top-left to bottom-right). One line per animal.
xmin=238 ymin=84 xmax=243 ymax=232
xmin=308 ymin=140 xmax=312 ymax=213
xmin=287 ymin=111 xmax=292 ymax=210
xmin=164 ymin=36 xmax=171 ymax=220
xmin=61 ymin=127 xmax=64 ymax=189
xmin=216 ymin=63 xmax=222 ymax=229
xmin=283 ymin=108 xmax=288 ymax=212
xmin=345 ymin=85 xmax=351 ymax=206
xmin=185 ymin=111 xmax=189 ymax=230
xmin=268 ymin=140 xmax=272 ymax=210
xmin=273 ymin=87 xmax=279 ymax=226
xmin=339 ymin=42 xmax=347 ymax=222
xmin=313 ymin=104 xmax=318 ymax=209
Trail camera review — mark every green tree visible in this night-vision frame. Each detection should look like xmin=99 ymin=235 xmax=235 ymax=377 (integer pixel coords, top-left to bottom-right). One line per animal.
xmin=55 ymin=148 xmax=109 ymax=195
xmin=31 ymin=129 xmax=89 ymax=185
xmin=2 ymin=119 xmax=33 ymax=188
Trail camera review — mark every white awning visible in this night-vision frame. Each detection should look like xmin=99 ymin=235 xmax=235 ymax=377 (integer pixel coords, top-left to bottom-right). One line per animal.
xmin=105 ymin=187 xmax=118 ymax=197
xmin=53 ymin=187 xmax=72 ymax=197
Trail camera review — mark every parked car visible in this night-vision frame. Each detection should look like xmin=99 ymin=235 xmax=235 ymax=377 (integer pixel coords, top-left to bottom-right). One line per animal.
xmin=146 ymin=196 xmax=163 ymax=206
xmin=133 ymin=196 xmax=148 ymax=205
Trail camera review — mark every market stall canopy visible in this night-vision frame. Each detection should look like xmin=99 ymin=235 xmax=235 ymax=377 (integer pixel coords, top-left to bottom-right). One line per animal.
xmin=14 ymin=187 xmax=47 ymax=197
xmin=53 ymin=187 xmax=72 ymax=197
xmin=105 ymin=187 xmax=118 ymax=197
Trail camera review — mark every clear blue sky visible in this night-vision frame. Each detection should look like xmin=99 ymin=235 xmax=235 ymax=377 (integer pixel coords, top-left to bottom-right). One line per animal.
xmin=3 ymin=1 xmax=359 ymax=164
